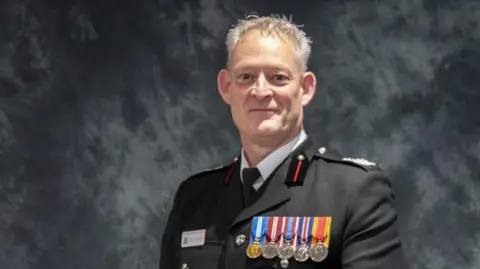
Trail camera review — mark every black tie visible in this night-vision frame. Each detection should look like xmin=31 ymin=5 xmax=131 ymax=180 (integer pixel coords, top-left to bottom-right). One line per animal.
xmin=242 ymin=167 xmax=260 ymax=206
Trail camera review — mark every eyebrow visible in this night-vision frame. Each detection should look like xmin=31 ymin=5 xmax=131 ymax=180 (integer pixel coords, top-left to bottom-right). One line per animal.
xmin=233 ymin=64 xmax=294 ymax=75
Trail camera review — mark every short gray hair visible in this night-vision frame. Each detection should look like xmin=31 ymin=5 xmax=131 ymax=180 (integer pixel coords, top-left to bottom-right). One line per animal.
xmin=225 ymin=14 xmax=312 ymax=72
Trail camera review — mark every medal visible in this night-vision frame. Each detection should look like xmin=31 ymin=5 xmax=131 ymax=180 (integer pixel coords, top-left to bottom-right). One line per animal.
xmin=308 ymin=217 xmax=331 ymax=262
xmin=280 ymin=259 xmax=289 ymax=268
xmin=262 ymin=216 xmax=282 ymax=259
xmin=246 ymin=241 xmax=262 ymax=259
xmin=246 ymin=216 xmax=267 ymax=259
xmin=277 ymin=217 xmax=298 ymax=260
xmin=275 ymin=216 xmax=287 ymax=258
xmin=309 ymin=243 xmax=328 ymax=262
xmin=294 ymin=217 xmax=312 ymax=262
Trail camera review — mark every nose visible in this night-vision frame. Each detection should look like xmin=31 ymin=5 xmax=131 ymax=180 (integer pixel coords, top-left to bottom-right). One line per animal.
xmin=251 ymin=74 xmax=273 ymax=98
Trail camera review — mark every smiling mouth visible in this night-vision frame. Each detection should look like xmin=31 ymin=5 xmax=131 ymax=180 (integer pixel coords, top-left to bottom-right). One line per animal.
xmin=250 ymin=109 xmax=278 ymax=112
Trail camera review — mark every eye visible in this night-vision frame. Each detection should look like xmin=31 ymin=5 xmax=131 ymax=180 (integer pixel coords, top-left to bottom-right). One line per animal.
xmin=272 ymin=74 xmax=290 ymax=83
xmin=236 ymin=73 xmax=255 ymax=83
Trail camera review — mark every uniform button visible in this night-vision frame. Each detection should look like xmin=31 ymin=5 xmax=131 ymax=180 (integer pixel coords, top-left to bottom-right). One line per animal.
xmin=280 ymin=259 xmax=289 ymax=268
xmin=319 ymin=147 xmax=326 ymax=154
xmin=181 ymin=263 xmax=188 ymax=269
xmin=235 ymin=234 xmax=246 ymax=247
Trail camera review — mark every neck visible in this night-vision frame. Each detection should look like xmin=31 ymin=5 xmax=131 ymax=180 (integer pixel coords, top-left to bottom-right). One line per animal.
xmin=241 ymin=126 xmax=303 ymax=167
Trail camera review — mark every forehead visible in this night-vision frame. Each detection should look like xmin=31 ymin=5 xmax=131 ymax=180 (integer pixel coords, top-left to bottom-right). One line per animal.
xmin=230 ymin=29 xmax=299 ymax=71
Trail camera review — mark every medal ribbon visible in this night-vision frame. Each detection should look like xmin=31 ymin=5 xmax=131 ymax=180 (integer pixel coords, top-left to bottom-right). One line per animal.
xmin=324 ymin=217 xmax=332 ymax=248
xmin=310 ymin=217 xmax=327 ymax=247
xmin=291 ymin=217 xmax=300 ymax=247
xmin=284 ymin=216 xmax=295 ymax=244
xmin=299 ymin=216 xmax=310 ymax=246
xmin=265 ymin=217 xmax=274 ymax=244
xmin=249 ymin=216 xmax=259 ymax=245
xmin=278 ymin=216 xmax=287 ymax=247
xmin=296 ymin=216 xmax=304 ymax=247
xmin=275 ymin=217 xmax=283 ymax=242
xmin=266 ymin=217 xmax=281 ymax=244
xmin=249 ymin=216 xmax=266 ymax=244
xmin=307 ymin=217 xmax=314 ymax=246
xmin=260 ymin=216 xmax=268 ymax=245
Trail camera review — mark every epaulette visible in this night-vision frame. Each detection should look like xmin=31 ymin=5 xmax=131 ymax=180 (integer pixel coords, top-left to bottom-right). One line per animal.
xmin=341 ymin=157 xmax=375 ymax=166
xmin=185 ymin=157 xmax=238 ymax=182
xmin=314 ymin=147 xmax=378 ymax=172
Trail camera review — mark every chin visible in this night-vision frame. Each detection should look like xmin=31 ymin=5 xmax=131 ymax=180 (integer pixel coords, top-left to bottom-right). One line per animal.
xmin=254 ymin=129 xmax=279 ymax=136
xmin=252 ymin=122 xmax=282 ymax=136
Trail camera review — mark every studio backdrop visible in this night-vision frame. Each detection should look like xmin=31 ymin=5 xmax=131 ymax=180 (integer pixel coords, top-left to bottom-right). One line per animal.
xmin=0 ymin=0 xmax=479 ymax=268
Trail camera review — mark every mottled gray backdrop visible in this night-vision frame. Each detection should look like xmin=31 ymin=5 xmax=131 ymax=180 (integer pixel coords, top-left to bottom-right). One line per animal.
xmin=0 ymin=0 xmax=479 ymax=268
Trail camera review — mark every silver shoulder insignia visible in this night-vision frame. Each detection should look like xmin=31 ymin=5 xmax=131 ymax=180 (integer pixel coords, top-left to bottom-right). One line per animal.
xmin=342 ymin=157 xmax=376 ymax=166
xmin=318 ymin=147 xmax=327 ymax=154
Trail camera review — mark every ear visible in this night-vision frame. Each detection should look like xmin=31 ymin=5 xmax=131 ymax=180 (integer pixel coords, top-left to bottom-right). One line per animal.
xmin=217 ymin=68 xmax=232 ymax=105
xmin=300 ymin=71 xmax=317 ymax=106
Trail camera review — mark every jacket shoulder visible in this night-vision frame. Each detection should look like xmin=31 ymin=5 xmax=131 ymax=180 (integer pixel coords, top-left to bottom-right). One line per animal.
xmin=313 ymin=147 xmax=380 ymax=172
xmin=184 ymin=157 xmax=238 ymax=183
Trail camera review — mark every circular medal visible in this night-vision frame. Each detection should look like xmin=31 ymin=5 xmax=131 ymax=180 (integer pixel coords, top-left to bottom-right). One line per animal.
xmin=293 ymin=245 xmax=309 ymax=262
xmin=246 ymin=242 xmax=262 ymax=259
xmin=309 ymin=242 xmax=328 ymax=262
xmin=277 ymin=243 xmax=295 ymax=260
xmin=262 ymin=242 xmax=277 ymax=259
xmin=280 ymin=259 xmax=289 ymax=268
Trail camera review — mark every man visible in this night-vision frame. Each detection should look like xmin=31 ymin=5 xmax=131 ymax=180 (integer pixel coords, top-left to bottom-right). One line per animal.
xmin=159 ymin=14 xmax=407 ymax=269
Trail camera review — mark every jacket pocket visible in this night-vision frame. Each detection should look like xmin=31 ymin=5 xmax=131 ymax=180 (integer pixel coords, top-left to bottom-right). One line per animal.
xmin=180 ymin=241 xmax=224 ymax=269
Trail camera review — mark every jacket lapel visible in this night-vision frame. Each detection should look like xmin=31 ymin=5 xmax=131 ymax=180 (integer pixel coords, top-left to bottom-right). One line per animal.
xmin=216 ymin=159 xmax=244 ymax=231
xmin=231 ymin=160 xmax=290 ymax=227
xmin=230 ymin=136 xmax=317 ymax=227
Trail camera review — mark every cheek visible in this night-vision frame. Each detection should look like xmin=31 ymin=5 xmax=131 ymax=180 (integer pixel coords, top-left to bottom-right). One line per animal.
xmin=279 ymin=89 xmax=301 ymax=112
xmin=233 ymin=90 xmax=250 ymax=107
xmin=277 ymin=91 xmax=296 ymax=108
xmin=230 ymin=92 xmax=248 ymax=116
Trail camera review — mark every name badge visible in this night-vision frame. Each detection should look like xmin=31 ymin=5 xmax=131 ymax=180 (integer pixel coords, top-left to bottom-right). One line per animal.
xmin=181 ymin=229 xmax=206 ymax=248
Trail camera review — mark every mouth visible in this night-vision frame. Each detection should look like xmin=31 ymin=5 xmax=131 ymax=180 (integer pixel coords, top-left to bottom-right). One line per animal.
xmin=249 ymin=109 xmax=278 ymax=112
xmin=248 ymin=109 xmax=279 ymax=117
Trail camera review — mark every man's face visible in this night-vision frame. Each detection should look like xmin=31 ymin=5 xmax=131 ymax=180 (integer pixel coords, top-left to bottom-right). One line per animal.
xmin=217 ymin=29 xmax=316 ymax=141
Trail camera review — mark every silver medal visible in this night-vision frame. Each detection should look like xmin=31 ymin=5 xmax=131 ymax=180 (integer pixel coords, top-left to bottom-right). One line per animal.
xmin=294 ymin=217 xmax=311 ymax=262
xmin=309 ymin=242 xmax=328 ymax=262
xmin=293 ymin=245 xmax=310 ymax=262
xmin=280 ymin=259 xmax=289 ymax=268
xmin=262 ymin=216 xmax=280 ymax=259
xmin=261 ymin=242 xmax=277 ymax=259
xmin=277 ymin=243 xmax=295 ymax=260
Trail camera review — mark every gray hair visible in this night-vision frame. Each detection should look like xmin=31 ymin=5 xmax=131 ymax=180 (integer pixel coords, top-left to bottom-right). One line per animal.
xmin=225 ymin=14 xmax=312 ymax=72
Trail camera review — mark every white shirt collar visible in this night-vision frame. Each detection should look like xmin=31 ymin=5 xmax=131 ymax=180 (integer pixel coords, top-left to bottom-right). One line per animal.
xmin=240 ymin=129 xmax=307 ymax=189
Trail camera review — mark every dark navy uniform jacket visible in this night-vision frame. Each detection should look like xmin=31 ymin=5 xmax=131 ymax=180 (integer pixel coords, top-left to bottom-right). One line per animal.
xmin=159 ymin=136 xmax=407 ymax=269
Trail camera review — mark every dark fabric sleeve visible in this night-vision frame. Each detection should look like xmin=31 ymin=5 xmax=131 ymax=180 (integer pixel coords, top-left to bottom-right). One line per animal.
xmin=342 ymin=170 xmax=409 ymax=269
xmin=159 ymin=182 xmax=185 ymax=269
